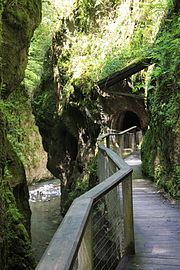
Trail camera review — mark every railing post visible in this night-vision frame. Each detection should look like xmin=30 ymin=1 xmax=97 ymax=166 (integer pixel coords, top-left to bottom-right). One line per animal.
xmin=106 ymin=135 xmax=110 ymax=148
xmin=132 ymin=130 xmax=137 ymax=151
xmin=98 ymin=149 xmax=107 ymax=182
xmin=78 ymin=214 xmax=93 ymax=270
xmin=118 ymin=135 xmax=122 ymax=156
xmin=119 ymin=135 xmax=124 ymax=157
xmin=122 ymin=173 xmax=135 ymax=255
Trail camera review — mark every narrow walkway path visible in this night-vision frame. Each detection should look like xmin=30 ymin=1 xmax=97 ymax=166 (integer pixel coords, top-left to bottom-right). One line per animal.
xmin=125 ymin=153 xmax=180 ymax=270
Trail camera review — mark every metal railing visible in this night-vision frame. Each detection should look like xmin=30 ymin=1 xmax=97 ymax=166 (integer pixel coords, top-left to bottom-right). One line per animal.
xmin=99 ymin=126 xmax=142 ymax=157
xmin=35 ymin=133 xmax=135 ymax=270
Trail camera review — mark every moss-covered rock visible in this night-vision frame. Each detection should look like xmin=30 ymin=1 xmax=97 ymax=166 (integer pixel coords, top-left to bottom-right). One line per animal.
xmin=0 ymin=0 xmax=42 ymax=268
xmin=33 ymin=29 xmax=101 ymax=213
xmin=2 ymin=86 xmax=52 ymax=184
xmin=1 ymin=0 xmax=42 ymax=97
xmin=0 ymin=181 xmax=35 ymax=270
xmin=0 ymin=110 xmax=35 ymax=269
xmin=141 ymin=6 xmax=180 ymax=198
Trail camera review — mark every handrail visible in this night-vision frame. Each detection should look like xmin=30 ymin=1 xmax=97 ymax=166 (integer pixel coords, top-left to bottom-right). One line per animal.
xmin=98 ymin=126 xmax=142 ymax=157
xmin=35 ymin=144 xmax=134 ymax=270
xmin=98 ymin=126 xmax=140 ymax=141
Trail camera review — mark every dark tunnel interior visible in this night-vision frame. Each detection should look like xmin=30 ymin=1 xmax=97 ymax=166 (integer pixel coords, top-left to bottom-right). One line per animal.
xmin=117 ymin=111 xmax=141 ymax=131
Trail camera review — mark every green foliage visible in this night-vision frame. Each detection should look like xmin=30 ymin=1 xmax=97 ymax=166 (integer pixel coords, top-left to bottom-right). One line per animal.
xmin=0 ymin=1 xmax=3 ymax=90
xmin=26 ymin=0 xmax=174 ymax=115
xmin=33 ymin=83 xmax=57 ymax=122
xmin=154 ymin=164 xmax=180 ymax=198
xmin=150 ymin=13 xmax=180 ymax=88
xmin=149 ymin=93 xmax=180 ymax=131
xmin=53 ymin=0 xmax=172 ymax=110
xmin=73 ymin=0 xmax=121 ymax=33
xmin=147 ymin=13 xmax=180 ymax=133
xmin=24 ymin=1 xmax=58 ymax=96
xmin=0 ymin=96 xmax=28 ymax=166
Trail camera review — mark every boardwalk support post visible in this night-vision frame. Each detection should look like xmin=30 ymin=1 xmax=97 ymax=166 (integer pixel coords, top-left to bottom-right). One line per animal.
xmin=122 ymin=174 xmax=135 ymax=255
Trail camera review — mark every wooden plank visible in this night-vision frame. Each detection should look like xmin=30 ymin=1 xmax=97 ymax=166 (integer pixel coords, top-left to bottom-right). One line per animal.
xmin=126 ymin=264 xmax=180 ymax=270
xmin=78 ymin=215 xmax=93 ymax=270
xmin=128 ymin=256 xmax=180 ymax=266
xmin=122 ymin=154 xmax=180 ymax=270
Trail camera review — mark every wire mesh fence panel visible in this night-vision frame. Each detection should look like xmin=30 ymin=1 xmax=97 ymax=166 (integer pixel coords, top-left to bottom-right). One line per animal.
xmin=77 ymin=215 xmax=93 ymax=270
xmin=92 ymin=182 xmax=125 ymax=270
xmin=35 ymin=142 xmax=134 ymax=270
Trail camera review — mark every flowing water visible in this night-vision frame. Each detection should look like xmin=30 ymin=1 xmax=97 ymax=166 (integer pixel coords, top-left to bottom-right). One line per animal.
xmin=28 ymin=179 xmax=63 ymax=263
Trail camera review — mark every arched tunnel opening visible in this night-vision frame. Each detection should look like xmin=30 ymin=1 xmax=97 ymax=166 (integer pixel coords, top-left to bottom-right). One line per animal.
xmin=117 ymin=111 xmax=141 ymax=131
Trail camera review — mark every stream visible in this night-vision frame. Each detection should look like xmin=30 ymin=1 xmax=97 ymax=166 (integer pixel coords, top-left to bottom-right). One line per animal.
xmin=28 ymin=179 xmax=63 ymax=263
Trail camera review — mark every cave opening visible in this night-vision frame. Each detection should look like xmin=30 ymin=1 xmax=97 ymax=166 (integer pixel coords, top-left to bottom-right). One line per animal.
xmin=117 ymin=111 xmax=141 ymax=131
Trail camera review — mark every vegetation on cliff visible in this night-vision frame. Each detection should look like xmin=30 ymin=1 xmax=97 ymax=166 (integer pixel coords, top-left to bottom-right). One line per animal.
xmin=0 ymin=0 xmax=42 ymax=269
xmin=0 ymin=1 xmax=179 ymax=268
xmin=30 ymin=0 xmax=180 ymax=211
xmin=141 ymin=8 xmax=180 ymax=198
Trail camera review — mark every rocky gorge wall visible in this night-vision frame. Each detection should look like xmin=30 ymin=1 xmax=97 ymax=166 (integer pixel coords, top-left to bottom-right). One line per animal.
xmin=141 ymin=2 xmax=180 ymax=198
xmin=33 ymin=31 xmax=101 ymax=213
xmin=33 ymin=0 xmax=179 ymax=213
xmin=4 ymin=87 xmax=52 ymax=185
xmin=0 ymin=0 xmax=42 ymax=269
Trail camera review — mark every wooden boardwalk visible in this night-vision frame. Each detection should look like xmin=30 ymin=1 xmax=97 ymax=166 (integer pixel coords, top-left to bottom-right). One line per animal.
xmin=124 ymin=154 xmax=180 ymax=270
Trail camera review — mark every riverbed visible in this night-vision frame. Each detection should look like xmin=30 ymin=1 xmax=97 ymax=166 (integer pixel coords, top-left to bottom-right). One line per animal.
xmin=28 ymin=179 xmax=63 ymax=263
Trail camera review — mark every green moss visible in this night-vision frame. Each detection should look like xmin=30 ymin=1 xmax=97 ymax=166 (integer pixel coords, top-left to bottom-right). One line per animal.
xmin=5 ymin=0 xmax=41 ymax=29
xmin=33 ymin=87 xmax=56 ymax=123
xmin=141 ymin=129 xmax=156 ymax=179
xmin=0 ymin=181 xmax=35 ymax=270
xmin=142 ymin=10 xmax=180 ymax=198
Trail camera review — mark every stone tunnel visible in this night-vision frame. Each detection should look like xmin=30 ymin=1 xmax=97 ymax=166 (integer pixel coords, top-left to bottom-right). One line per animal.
xmin=100 ymin=82 xmax=148 ymax=133
xmin=97 ymin=60 xmax=149 ymax=133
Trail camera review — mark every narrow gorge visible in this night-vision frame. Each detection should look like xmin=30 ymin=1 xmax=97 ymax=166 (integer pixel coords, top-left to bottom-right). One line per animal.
xmin=0 ymin=0 xmax=179 ymax=269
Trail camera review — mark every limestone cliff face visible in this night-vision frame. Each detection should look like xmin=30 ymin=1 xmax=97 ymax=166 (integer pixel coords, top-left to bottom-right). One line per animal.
xmin=33 ymin=33 xmax=101 ymax=212
xmin=141 ymin=2 xmax=180 ymax=198
xmin=0 ymin=0 xmax=42 ymax=269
